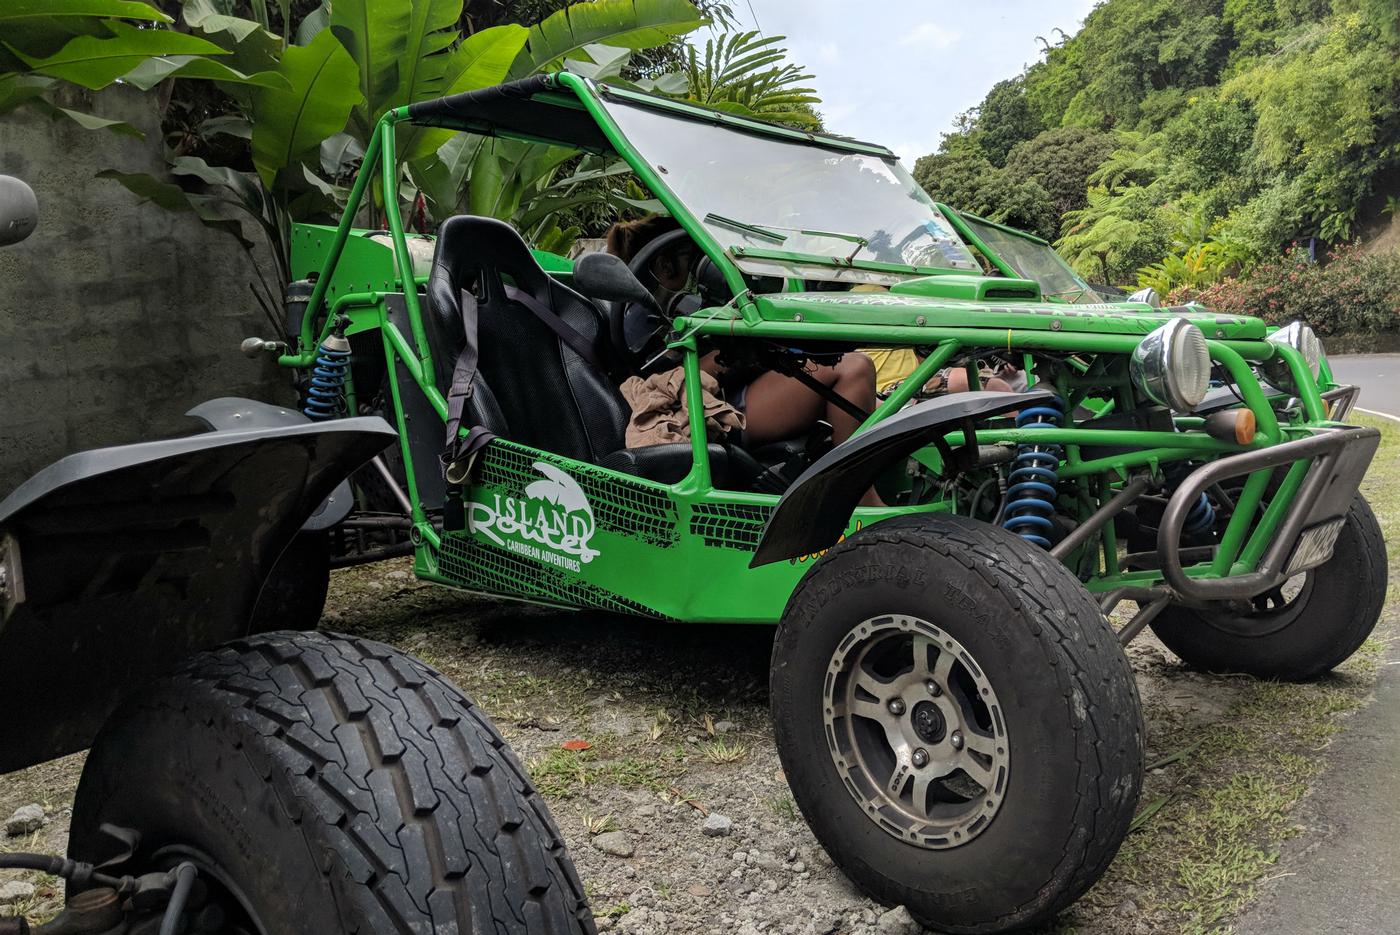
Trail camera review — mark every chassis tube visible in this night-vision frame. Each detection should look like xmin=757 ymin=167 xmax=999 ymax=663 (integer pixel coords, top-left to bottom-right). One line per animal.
xmin=678 ymin=338 xmax=713 ymax=492
xmin=298 ymin=131 xmax=383 ymax=353
xmin=378 ymin=120 xmax=437 ymax=387
xmin=857 ymin=341 xmax=960 ymax=433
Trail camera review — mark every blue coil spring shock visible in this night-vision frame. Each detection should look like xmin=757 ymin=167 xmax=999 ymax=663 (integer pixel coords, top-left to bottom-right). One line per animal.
xmin=1002 ymin=398 xmax=1065 ymax=549
xmin=303 ymin=333 xmax=351 ymax=420
xmin=1184 ymin=491 xmax=1216 ymax=537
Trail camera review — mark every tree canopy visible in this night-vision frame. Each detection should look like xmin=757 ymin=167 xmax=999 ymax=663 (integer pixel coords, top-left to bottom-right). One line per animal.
xmin=915 ymin=0 xmax=1400 ymax=288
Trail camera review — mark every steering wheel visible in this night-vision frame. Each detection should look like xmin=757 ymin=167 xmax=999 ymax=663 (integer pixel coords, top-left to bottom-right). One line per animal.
xmin=608 ymin=228 xmax=701 ymax=371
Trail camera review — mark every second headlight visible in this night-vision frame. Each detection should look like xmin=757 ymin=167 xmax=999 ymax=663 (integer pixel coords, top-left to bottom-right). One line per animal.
xmin=1130 ymin=318 xmax=1211 ymax=412
xmin=1260 ymin=321 xmax=1322 ymax=393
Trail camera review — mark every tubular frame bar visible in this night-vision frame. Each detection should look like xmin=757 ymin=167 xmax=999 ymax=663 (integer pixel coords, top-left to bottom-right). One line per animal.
xmin=1156 ymin=427 xmax=1380 ymax=602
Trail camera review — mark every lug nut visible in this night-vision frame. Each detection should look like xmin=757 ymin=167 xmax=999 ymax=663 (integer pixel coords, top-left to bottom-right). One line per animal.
xmin=950 ymin=730 xmax=964 ymax=750
xmin=912 ymin=748 xmax=929 ymax=768
xmin=887 ymin=698 xmax=906 ymax=716
xmin=925 ymin=680 xmax=942 ymax=697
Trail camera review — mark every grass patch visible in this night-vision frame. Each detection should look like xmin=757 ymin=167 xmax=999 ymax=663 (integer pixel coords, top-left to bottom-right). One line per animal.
xmin=698 ymin=739 xmax=749 ymax=764
xmin=765 ymin=791 xmax=799 ymax=822
xmin=1097 ymin=664 xmax=1377 ymax=932
xmin=1073 ymin=413 xmax=1399 ymax=933
xmin=527 ymin=736 xmax=688 ymax=799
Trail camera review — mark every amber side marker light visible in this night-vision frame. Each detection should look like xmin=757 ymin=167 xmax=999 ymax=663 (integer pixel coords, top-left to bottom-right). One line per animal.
xmin=1204 ymin=408 xmax=1257 ymax=445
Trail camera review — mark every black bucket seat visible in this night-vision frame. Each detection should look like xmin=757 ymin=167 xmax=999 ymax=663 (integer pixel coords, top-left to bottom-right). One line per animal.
xmin=425 ymin=215 xmax=724 ymax=484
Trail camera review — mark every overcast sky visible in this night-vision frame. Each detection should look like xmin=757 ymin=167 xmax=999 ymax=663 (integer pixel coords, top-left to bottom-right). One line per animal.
xmin=729 ymin=0 xmax=1100 ymax=165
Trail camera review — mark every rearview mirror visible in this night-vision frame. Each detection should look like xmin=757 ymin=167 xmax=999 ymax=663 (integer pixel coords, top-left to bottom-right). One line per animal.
xmin=0 ymin=176 xmax=38 ymax=247
xmin=573 ymin=251 xmax=657 ymax=309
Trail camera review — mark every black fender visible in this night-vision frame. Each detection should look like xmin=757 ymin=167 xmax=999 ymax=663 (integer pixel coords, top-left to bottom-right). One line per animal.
xmin=186 ymin=397 xmax=355 ymax=531
xmin=0 ymin=414 xmax=396 ymax=774
xmin=749 ymin=390 xmax=1045 ymax=567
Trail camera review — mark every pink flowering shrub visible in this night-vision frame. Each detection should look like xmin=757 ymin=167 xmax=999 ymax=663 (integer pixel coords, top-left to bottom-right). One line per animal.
xmin=1169 ymin=244 xmax=1400 ymax=335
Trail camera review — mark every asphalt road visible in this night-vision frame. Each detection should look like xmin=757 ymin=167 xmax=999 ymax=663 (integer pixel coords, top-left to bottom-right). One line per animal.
xmin=1328 ymin=353 xmax=1400 ymax=417
xmin=1234 ymin=353 xmax=1400 ymax=935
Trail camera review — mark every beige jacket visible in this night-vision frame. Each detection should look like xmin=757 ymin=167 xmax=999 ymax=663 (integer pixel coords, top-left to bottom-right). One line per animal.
xmin=620 ymin=368 xmax=744 ymax=447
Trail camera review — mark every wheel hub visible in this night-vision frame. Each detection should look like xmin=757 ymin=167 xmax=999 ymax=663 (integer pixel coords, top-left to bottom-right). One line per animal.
xmin=823 ymin=614 xmax=1010 ymax=850
xmin=911 ymin=700 xmax=946 ymax=743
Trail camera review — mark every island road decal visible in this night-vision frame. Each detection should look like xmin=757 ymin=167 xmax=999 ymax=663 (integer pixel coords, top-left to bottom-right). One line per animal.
xmin=468 ymin=462 xmax=600 ymax=572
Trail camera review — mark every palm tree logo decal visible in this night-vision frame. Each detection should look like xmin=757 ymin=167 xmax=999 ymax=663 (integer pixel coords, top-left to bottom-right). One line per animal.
xmin=525 ymin=462 xmax=592 ymax=518
xmin=466 ymin=461 xmax=600 ymax=567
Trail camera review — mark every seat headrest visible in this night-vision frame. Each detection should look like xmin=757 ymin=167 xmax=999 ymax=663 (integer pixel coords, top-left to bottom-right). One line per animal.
xmin=429 ymin=215 xmax=550 ymax=304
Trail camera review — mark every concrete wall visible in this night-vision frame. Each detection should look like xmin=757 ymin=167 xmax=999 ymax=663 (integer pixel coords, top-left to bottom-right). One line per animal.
xmin=0 ymin=85 xmax=288 ymax=494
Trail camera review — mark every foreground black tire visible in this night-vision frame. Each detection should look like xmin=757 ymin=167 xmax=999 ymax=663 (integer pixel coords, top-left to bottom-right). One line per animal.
xmin=771 ymin=514 xmax=1143 ymax=934
xmin=70 ymin=630 xmax=594 ymax=935
xmin=1149 ymin=493 xmax=1386 ymax=681
xmin=249 ymin=532 xmax=331 ymax=632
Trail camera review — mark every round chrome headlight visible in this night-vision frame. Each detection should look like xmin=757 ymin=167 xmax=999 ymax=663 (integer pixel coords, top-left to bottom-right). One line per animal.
xmin=1260 ymin=321 xmax=1322 ymax=392
xmin=1130 ymin=318 xmax=1211 ymax=411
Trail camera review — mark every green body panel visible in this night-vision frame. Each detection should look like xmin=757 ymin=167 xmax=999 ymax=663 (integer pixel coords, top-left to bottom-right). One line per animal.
xmin=274 ymin=72 xmax=1365 ymax=626
xmin=289 ymin=223 xmax=572 ymax=294
xmin=410 ymin=437 xmax=892 ymax=623
xmin=748 ymin=291 xmax=1268 ymax=339
xmin=890 ymin=273 xmax=1041 ymax=302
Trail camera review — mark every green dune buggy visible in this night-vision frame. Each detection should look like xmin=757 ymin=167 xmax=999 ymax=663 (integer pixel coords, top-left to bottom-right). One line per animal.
xmin=2 ymin=71 xmax=1386 ymax=934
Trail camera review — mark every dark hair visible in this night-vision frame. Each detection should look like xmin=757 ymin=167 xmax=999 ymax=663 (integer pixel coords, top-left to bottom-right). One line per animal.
xmin=605 ymin=214 xmax=680 ymax=263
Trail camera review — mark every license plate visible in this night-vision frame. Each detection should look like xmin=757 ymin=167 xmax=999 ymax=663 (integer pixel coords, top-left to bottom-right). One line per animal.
xmin=1285 ymin=517 xmax=1346 ymax=575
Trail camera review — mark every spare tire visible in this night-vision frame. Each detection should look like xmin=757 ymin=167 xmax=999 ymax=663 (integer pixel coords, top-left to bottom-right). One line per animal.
xmin=68 ymin=630 xmax=594 ymax=934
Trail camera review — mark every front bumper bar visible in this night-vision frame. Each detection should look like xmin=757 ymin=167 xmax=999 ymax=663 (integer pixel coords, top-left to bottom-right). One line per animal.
xmin=1158 ymin=425 xmax=1380 ymax=602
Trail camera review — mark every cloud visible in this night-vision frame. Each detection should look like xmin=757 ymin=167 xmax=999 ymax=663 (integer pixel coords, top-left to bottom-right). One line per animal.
xmin=892 ymin=141 xmax=935 ymax=165
xmin=898 ymin=21 xmax=961 ymax=49
xmin=815 ymin=41 xmax=840 ymax=65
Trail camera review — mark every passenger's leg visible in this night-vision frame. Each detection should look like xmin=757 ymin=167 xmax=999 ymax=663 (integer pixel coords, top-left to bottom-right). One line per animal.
xmin=743 ymin=353 xmax=883 ymax=506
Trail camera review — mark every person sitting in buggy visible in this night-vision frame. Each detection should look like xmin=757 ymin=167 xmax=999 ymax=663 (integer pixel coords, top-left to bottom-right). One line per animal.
xmin=605 ymin=214 xmax=881 ymax=455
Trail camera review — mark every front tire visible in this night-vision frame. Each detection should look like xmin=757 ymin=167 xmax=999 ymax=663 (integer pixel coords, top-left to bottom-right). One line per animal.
xmin=1149 ymin=493 xmax=1386 ymax=680
xmin=70 ymin=630 xmax=594 ymax=935
xmin=771 ymin=514 xmax=1143 ymax=934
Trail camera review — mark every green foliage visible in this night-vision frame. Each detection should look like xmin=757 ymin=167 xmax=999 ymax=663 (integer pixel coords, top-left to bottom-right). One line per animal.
xmin=4 ymin=0 xmax=712 ymax=281
xmin=249 ymin=28 xmax=362 ymax=188
xmin=913 ymin=136 xmax=995 ymax=218
xmin=1003 ymin=126 xmax=1117 ymax=221
xmin=11 ymin=20 xmax=231 ymax=89
xmin=1172 ymin=243 xmax=1400 ymax=335
xmin=682 ymin=31 xmax=819 ymax=128
xmin=512 ymin=0 xmax=706 ymax=75
xmin=915 ymin=126 xmax=1115 ymax=243
xmin=0 ymin=0 xmax=171 ymax=27
xmin=1225 ymin=12 xmax=1399 ymax=242
xmin=919 ymin=0 xmax=1400 ymax=300
xmin=975 ymin=78 xmax=1042 ymax=167
xmin=1029 ymin=0 xmax=1232 ymax=130
xmin=1058 ymin=184 xmax=1173 ymax=284
xmin=1137 ymin=241 xmax=1235 ymax=294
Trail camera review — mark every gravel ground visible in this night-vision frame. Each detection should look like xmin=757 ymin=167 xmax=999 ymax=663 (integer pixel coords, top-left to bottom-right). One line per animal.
xmin=0 ymin=564 xmax=1385 ymax=934
xmin=0 ymin=570 xmax=1220 ymax=933
xmin=2 ymin=415 xmax=1395 ymax=934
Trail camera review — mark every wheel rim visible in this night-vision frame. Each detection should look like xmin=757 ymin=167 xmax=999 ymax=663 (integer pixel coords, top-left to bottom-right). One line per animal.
xmin=1199 ymin=570 xmax=1315 ymax=637
xmin=823 ymin=614 xmax=1009 ymax=849
xmin=149 ymin=844 xmax=269 ymax=935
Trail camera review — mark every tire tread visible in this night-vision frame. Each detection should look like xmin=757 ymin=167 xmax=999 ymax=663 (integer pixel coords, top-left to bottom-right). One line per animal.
xmin=156 ymin=630 xmax=593 ymax=935
xmin=777 ymin=515 xmax=1143 ymax=933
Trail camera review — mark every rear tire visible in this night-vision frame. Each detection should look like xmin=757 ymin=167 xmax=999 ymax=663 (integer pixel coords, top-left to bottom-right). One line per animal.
xmin=1149 ymin=493 xmax=1386 ymax=681
xmin=70 ymin=630 xmax=594 ymax=934
xmin=770 ymin=514 xmax=1143 ymax=934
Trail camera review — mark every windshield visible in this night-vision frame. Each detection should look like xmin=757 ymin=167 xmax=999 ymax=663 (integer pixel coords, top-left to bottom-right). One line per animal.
xmin=604 ymin=97 xmax=980 ymax=284
xmin=959 ymin=214 xmax=1105 ymax=303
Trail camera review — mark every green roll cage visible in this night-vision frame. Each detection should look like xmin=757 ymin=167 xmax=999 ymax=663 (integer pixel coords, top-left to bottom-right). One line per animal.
xmin=274 ymin=70 xmax=1357 ymax=619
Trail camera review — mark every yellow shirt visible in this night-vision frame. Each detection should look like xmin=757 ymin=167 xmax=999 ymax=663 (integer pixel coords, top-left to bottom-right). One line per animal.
xmin=863 ymin=346 xmax=923 ymax=395
xmin=845 ymin=284 xmax=924 ymax=394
